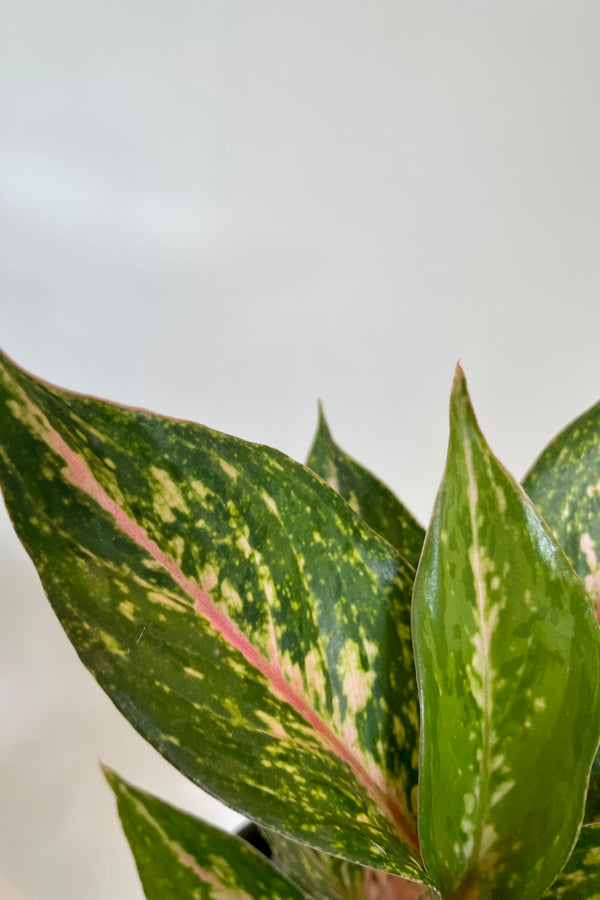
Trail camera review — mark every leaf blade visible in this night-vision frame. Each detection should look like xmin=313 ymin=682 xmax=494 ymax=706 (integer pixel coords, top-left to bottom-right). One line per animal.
xmin=522 ymin=401 xmax=600 ymax=824
xmin=264 ymin=828 xmax=435 ymax=900
xmin=523 ymin=400 xmax=600 ymax=610
xmin=539 ymin=824 xmax=600 ymax=900
xmin=307 ymin=405 xmax=425 ymax=567
xmin=104 ymin=768 xmax=309 ymax=900
xmin=0 ymin=351 xmax=426 ymax=881
xmin=412 ymin=365 xmax=600 ymax=899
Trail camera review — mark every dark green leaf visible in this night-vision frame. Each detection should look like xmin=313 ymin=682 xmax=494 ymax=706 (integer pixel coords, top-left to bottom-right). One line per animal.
xmin=412 ymin=365 xmax=600 ymax=900
xmin=0 ymin=350 xmax=427 ymax=883
xmin=307 ymin=405 xmax=425 ymax=568
xmin=540 ymin=824 xmax=600 ymax=900
xmin=104 ymin=768 xmax=308 ymax=900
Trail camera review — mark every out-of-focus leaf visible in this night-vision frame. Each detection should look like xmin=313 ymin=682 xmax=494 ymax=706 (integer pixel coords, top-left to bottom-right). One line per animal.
xmin=540 ymin=824 xmax=600 ymax=900
xmin=307 ymin=405 xmax=425 ymax=568
xmin=0 ymin=350 xmax=427 ymax=882
xmin=104 ymin=768 xmax=308 ymax=900
xmin=265 ymin=827 xmax=435 ymax=900
xmin=412 ymin=365 xmax=600 ymax=900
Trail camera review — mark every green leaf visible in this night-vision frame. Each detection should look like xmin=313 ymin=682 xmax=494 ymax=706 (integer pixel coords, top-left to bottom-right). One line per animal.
xmin=264 ymin=828 xmax=436 ymax=899
xmin=522 ymin=402 xmax=600 ymax=824
xmin=307 ymin=405 xmax=425 ymax=568
xmin=103 ymin=767 xmax=308 ymax=900
xmin=540 ymin=824 xmax=600 ymax=900
xmin=264 ymin=829 xmax=365 ymax=900
xmin=0 ymin=350 xmax=427 ymax=883
xmin=523 ymin=400 xmax=600 ymax=608
xmin=586 ymin=758 xmax=600 ymax=824
xmin=412 ymin=365 xmax=600 ymax=900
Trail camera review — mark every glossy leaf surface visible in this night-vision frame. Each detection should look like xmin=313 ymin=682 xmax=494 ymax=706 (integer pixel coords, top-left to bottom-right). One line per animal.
xmin=522 ymin=400 xmax=600 ymax=823
xmin=523 ymin=398 xmax=600 ymax=612
xmin=307 ymin=405 xmax=425 ymax=568
xmin=0 ymin=351 xmax=426 ymax=881
xmin=412 ymin=366 xmax=600 ymax=900
xmin=540 ymin=824 xmax=600 ymax=900
xmin=104 ymin=768 xmax=308 ymax=900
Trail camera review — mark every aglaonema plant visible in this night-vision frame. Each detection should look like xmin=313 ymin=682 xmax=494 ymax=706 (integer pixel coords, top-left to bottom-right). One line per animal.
xmin=2 ymin=349 xmax=600 ymax=900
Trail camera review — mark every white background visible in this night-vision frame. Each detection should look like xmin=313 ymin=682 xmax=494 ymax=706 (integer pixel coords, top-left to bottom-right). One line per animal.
xmin=2 ymin=3 xmax=600 ymax=898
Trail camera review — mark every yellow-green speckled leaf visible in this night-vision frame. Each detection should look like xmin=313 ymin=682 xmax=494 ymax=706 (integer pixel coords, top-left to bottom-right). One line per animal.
xmin=104 ymin=768 xmax=309 ymax=900
xmin=522 ymin=398 xmax=600 ymax=824
xmin=412 ymin=366 xmax=600 ymax=900
xmin=0 ymin=350 xmax=427 ymax=883
xmin=540 ymin=824 xmax=600 ymax=900
xmin=264 ymin=827 xmax=436 ymax=900
xmin=523 ymin=399 xmax=600 ymax=612
xmin=307 ymin=405 xmax=425 ymax=569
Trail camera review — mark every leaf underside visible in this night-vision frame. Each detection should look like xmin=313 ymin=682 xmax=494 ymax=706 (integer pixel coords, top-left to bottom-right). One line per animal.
xmin=104 ymin=768 xmax=308 ymax=900
xmin=0 ymin=350 xmax=427 ymax=882
xmin=412 ymin=366 xmax=600 ymax=900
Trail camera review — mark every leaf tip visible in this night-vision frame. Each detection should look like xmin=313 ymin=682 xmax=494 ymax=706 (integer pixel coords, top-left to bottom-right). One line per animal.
xmin=100 ymin=762 xmax=118 ymax=790
xmin=450 ymin=361 xmax=476 ymax=427
xmin=316 ymin=400 xmax=331 ymax=435
xmin=308 ymin=401 xmax=335 ymax=463
xmin=451 ymin=360 xmax=468 ymax=399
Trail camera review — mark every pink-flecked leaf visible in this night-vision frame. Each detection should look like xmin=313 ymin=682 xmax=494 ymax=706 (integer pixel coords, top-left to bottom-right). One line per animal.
xmin=104 ymin=768 xmax=309 ymax=900
xmin=412 ymin=366 xmax=600 ymax=899
xmin=264 ymin=827 xmax=437 ymax=899
xmin=0 ymin=350 xmax=428 ymax=884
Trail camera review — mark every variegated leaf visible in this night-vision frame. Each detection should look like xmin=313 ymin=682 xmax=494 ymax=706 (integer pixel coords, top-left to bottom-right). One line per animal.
xmin=264 ymin=828 xmax=436 ymax=900
xmin=523 ymin=399 xmax=600 ymax=612
xmin=587 ymin=758 xmax=600 ymax=824
xmin=412 ymin=365 xmax=600 ymax=900
xmin=540 ymin=824 xmax=600 ymax=900
xmin=104 ymin=768 xmax=308 ymax=900
xmin=307 ymin=405 xmax=425 ymax=568
xmin=0 ymin=351 xmax=427 ymax=883
xmin=522 ymin=401 xmax=600 ymax=824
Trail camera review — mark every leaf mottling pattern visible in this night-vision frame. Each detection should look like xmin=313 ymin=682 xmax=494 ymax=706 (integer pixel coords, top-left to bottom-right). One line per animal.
xmin=307 ymin=405 xmax=425 ymax=569
xmin=523 ymin=399 xmax=600 ymax=610
xmin=104 ymin=769 xmax=309 ymax=900
xmin=522 ymin=400 xmax=600 ymax=824
xmin=540 ymin=824 xmax=600 ymax=900
xmin=0 ymin=350 xmax=426 ymax=881
xmin=264 ymin=827 xmax=436 ymax=900
xmin=412 ymin=365 xmax=600 ymax=900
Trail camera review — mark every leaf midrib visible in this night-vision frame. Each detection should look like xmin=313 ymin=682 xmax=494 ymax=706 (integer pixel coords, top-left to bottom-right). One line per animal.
xmin=463 ymin=434 xmax=493 ymax=869
xmin=11 ymin=374 xmax=420 ymax=857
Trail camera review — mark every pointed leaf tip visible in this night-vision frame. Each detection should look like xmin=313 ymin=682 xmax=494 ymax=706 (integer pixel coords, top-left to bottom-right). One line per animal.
xmin=306 ymin=404 xmax=425 ymax=569
xmin=0 ymin=352 xmax=425 ymax=880
xmin=106 ymin=771 xmax=309 ymax=900
xmin=314 ymin=401 xmax=332 ymax=442
xmin=413 ymin=371 xmax=600 ymax=899
xmin=450 ymin=362 xmax=472 ymax=417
